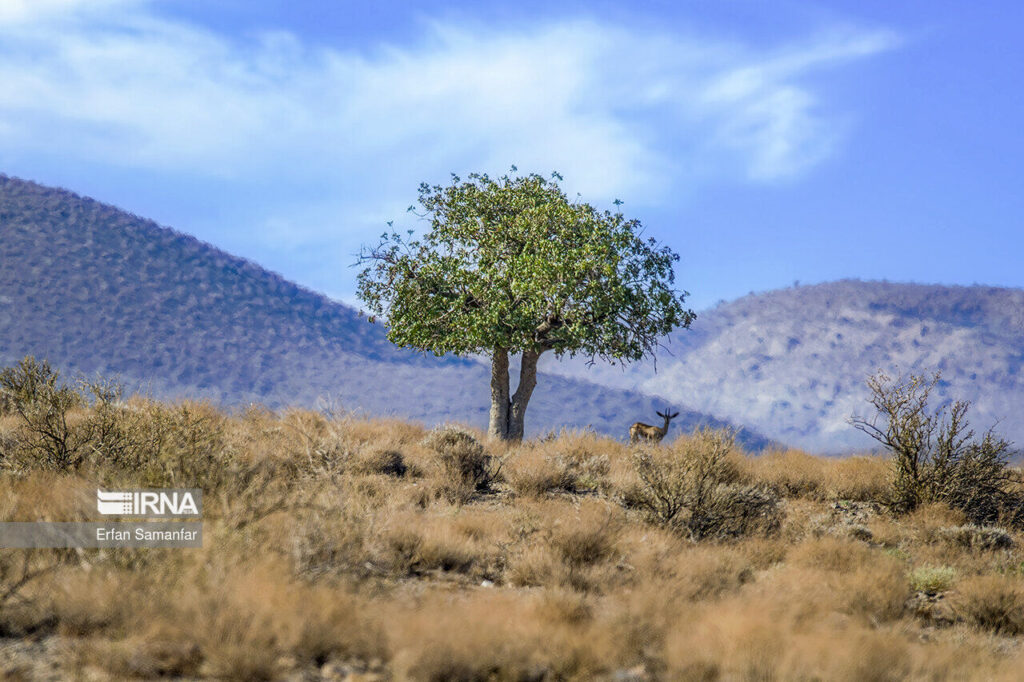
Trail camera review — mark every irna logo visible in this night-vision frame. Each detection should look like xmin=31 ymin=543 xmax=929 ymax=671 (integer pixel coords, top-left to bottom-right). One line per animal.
xmin=96 ymin=489 xmax=202 ymax=517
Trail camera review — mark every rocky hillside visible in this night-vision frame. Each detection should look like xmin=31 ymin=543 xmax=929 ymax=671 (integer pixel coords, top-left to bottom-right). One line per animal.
xmin=545 ymin=280 xmax=1024 ymax=452
xmin=0 ymin=174 xmax=767 ymax=446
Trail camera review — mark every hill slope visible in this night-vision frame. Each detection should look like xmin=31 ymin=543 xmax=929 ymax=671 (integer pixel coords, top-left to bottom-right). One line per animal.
xmin=0 ymin=175 xmax=768 ymax=446
xmin=544 ymin=280 xmax=1024 ymax=452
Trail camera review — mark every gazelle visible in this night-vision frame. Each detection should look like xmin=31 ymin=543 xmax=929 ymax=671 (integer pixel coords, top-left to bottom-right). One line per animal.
xmin=629 ymin=409 xmax=680 ymax=444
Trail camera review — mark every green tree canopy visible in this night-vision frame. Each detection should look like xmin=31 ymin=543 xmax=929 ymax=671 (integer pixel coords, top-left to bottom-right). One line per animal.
xmin=357 ymin=171 xmax=694 ymax=440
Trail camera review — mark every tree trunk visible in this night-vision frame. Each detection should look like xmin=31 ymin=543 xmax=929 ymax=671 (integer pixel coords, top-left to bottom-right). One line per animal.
xmin=488 ymin=348 xmax=510 ymax=440
xmin=507 ymin=350 xmax=540 ymax=442
xmin=487 ymin=348 xmax=541 ymax=442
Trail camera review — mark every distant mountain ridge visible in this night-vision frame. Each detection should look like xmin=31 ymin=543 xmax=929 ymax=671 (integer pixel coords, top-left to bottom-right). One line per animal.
xmin=544 ymin=280 xmax=1024 ymax=452
xmin=0 ymin=174 xmax=770 ymax=447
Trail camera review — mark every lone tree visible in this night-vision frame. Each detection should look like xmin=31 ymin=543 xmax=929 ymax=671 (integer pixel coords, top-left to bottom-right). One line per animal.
xmin=357 ymin=171 xmax=695 ymax=441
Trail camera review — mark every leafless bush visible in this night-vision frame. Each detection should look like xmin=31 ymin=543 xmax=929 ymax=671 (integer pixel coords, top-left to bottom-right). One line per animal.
xmin=850 ymin=370 xmax=1021 ymax=525
xmin=631 ymin=428 xmax=781 ymax=540
xmin=137 ymin=402 xmax=231 ymax=490
xmin=0 ymin=550 xmax=65 ymax=635
xmin=0 ymin=357 xmax=88 ymax=471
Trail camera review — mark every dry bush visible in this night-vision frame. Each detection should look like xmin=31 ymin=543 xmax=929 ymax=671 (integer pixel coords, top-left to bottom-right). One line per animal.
xmin=508 ymin=436 xmax=612 ymax=498
xmin=507 ymin=500 xmax=624 ymax=592
xmin=551 ymin=505 xmax=619 ymax=569
xmin=934 ymin=525 xmax=1014 ymax=552
xmin=539 ymin=434 xmax=612 ymax=493
xmin=69 ymin=558 xmax=388 ymax=680
xmin=955 ymin=574 xmax=1024 ymax=635
xmin=372 ymin=509 xmax=507 ymax=580
xmin=349 ymin=446 xmax=408 ymax=477
xmin=631 ymin=428 xmax=780 ymax=540
xmin=423 ymin=426 xmax=497 ymax=503
xmin=387 ymin=592 xmax=554 ymax=681
xmin=13 ymin=387 xmax=1024 ymax=680
xmin=0 ymin=356 xmax=239 ymax=492
xmin=272 ymin=409 xmax=348 ymax=473
xmin=506 ymin=452 xmax=566 ymax=498
xmin=748 ymin=448 xmax=828 ymax=498
xmin=783 ymin=536 xmax=910 ymax=622
xmin=341 ymin=416 xmax=425 ymax=447
xmin=661 ymin=546 xmax=754 ymax=602
xmin=791 ymin=535 xmax=879 ymax=574
xmin=133 ymin=401 xmax=232 ymax=489
xmin=0 ymin=357 xmax=87 ymax=471
xmin=851 ymin=370 xmax=1023 ymax=524
xmin=0 ymin=549 xmax=67 ymax=637
xmin=748 ymin=450 xmax=890 ymax=503
xmin=826 ymin=455 xmax=890 ymax=501
xmin=773 ymin=551 xmax=909 ymax=626
xmin=289 ymin=506 xmax=371 ymax=580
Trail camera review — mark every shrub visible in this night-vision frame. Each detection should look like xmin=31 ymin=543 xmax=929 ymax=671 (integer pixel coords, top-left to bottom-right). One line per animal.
xmin=139 ymin=402 xmax=231 ymax=490
xmin=423 ymin=427 xmax=496 ymax=503
xmin=551 ymin=512 xmax=618 ymax=569
xmin=351 ymin=447 xmax=408 ymax=477
xmin=0 ymin=357 xmax=88 ymax=471
xmin=749 ymin=449 xmax=825 ymax=499
xmin=850 ymin=370 xmax=1022 ymax=525
xmin=934 ymin=525 xmax=1014 ymax=551
xmin=507 ymin=442 xmax=610 ymax=498
xmin=909 ymin=565 xmax=956 ymax=594
xmin=955 ymin=575 xmax=1024 ymax=635
xmin=631 ymin=428 xmax=781 ymax=540
xmin=549 ymin=441 xmax=610 ymax=493
xmin=507 ymin=456 xmax=565 ymax=498
xmin=0 ymin=549 xmax=65 ymax=635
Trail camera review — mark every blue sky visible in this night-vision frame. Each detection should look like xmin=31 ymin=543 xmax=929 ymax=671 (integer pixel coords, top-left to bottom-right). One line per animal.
xmin=0 ymin=0 xmax=1021 ymax=310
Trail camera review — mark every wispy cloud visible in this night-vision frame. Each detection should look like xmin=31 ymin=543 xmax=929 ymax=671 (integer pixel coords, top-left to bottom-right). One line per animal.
xmin=0 ymin=3 xmax=898 ymax=297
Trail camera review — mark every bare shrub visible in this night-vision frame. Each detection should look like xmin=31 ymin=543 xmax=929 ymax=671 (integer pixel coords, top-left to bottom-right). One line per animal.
xmin=423 ymin=426 xmax=496 ymax=503
xmin=80 ymin=380 xmax=150 ymax=471
xmin=139 ymin=402 xmax=231 ymax=490
xmin=277 ymin=410 xmax=347 ymax=475
xmin=631 ymin=428 xmax=781 ymax=540
xmin=850 ymin=370 xmax=1022 ymax=525
xmin=0 ymin=356 xmax=87 ymax=471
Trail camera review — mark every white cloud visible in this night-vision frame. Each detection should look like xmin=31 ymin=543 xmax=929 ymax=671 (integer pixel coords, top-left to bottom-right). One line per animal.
xmin=0 ymin=5 xmax=897 ymax=256
xmin=0 ymin=0 xmax=130 ymax=25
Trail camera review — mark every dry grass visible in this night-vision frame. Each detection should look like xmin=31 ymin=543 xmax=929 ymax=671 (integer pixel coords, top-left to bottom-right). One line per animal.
xmin=4 ymin=402 xmax=1024 ymax=680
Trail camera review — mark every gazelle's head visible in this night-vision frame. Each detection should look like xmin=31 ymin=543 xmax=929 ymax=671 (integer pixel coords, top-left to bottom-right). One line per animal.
xmin=656 ymin=409 xmax=680 ymax=424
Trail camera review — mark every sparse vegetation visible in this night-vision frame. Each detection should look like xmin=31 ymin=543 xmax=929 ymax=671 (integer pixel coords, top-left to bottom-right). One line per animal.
xmin=630 ymin=428 xmax=780 ymax=540
xmin=851 ymin=370 xmax=1023 ymax=525
xmin=2 ymin=365 xmax=1024 ymax=679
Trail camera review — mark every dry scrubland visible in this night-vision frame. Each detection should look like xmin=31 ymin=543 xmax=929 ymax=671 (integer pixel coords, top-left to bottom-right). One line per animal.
xmin=2 ymin=378 xmax=1024 ymax=679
